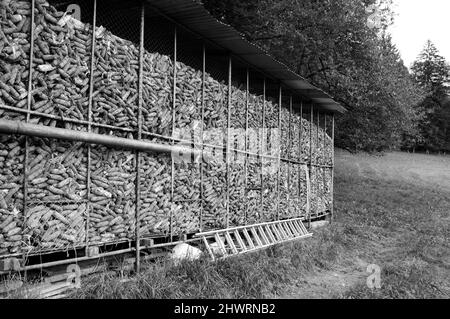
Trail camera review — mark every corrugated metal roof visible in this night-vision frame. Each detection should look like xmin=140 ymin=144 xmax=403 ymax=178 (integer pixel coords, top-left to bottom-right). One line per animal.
xmin=146 ymin=0 xmax=346 ymax=114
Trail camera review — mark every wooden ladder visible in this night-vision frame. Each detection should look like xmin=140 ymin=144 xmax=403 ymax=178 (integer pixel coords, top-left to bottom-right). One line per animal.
xmin=195 ymin=218 xmax=312 ymax=261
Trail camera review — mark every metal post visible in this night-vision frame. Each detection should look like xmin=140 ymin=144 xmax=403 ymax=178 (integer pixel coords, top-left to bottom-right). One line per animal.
xmin=226 ymin=55 xmax=232 ymax=228
xmin=299 ymin=101 xmax=303 ymax=218
xmin=23 ymin=0 xmax=36 ymax=205
xmin=244 ymin=68 xmax=249 ymax=224
xmin=86 ymin=0 xmax=97 ymax=253
xmin=276 ymin=85 xmax=282 ymax=221
xmin=331 ymin=115 xmax=335 ymax=222
xmin=309 ymin=104 xmax=313 ymax=228
xmin=134 ymin=2 xmax=145 ymax=273
xmin=22 ymin=0 xmax=36 ymax=276
xmin=170 ymin=26 xmax=177 ymax=242
xmin=260 ymin=78 xmax=266 ymax=221
xmin=288 ymin=96 xmax=292 ymax=217
xmin=323 ymin=114 xmax=327 ymax=219
xmin=199 ymin=44 xmax=206 ymax=232
xmin=317 ymin=110 xmax=320 ymax=217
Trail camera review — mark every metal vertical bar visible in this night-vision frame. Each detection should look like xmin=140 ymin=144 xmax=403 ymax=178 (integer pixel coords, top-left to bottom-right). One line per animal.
xmin=199 ymin=44 xmax=206 ymax=232
xmin=276 ymin=85 xmax=282 ymax=221
xmin=226 ymin=55 xmax=232 ymax=228
xmin=134 ymin=2 xmax=145 ymax=273
xmin=309 ymin=104 xmax=313 ymax=228
xmin=86 ymin=0 xmax=98 ymax=253
xmin=299 ymin=101 xmax=303 ymax=218
xmin=170 ymin=26 xmax=177 ymax=242
xmin=22 ymin=0 xmax=36 ymax=275
xmin=317 ymin=110 xmax=320 ymax=217
xmin=331 ymin=115 xmax=335 ymax=222
xmin=323 ymin=114 xmax=327 ymax=219
xmin=244 ymin=68 xmax=249 ymax=224
xmin=260 ymin=78 xmax=266 ymax=222
xmin=288 ymin=95 xmax=292 ymax=217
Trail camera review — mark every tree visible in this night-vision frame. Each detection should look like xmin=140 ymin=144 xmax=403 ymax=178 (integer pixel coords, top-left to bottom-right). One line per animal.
xmin=411 ymin=41 xmax=450 ymax=152
xmin=411 ymin=40 xmax=450 ymax=94
xmin=201 ymin=0 xmax=424 ymax=152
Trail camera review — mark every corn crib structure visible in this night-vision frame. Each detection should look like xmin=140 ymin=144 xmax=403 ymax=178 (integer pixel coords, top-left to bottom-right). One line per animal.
xmin=0 ymin=0 xmax=340 ymax=282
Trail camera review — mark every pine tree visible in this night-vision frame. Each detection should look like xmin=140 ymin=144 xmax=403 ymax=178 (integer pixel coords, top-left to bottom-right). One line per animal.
xmin=411 ymin=40 xmax=450 ymax=93
xmin=411 ymin=41 xmax=450 ymax=152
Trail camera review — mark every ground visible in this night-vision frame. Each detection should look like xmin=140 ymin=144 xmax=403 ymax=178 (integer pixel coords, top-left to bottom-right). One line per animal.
xmin=281 ymin=150 xmax=450 ymax=299
xmin=10 ymin=150 xmax=449 ymax=299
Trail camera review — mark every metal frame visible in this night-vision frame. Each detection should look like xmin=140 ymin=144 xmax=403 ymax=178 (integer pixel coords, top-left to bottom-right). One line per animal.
xmin=199 ymin=44 xmax=206 ymax=232
xmin=244 ymin=68 xmax=249 ymax=224
xmin=260 ymin=78 xmax=266 ymax=221
xmin=331 ymin=115 xmax=335 ymax=222
xmin=0 ymin=1 xmax=338 ymax=268
xmin=288 ymin=95 xmax=293 ymax=217
xmin=299 ymin=100 xmax=303 ymax=218
xmin=309 ymin=104 xmax=314 ymax=228
xmin=170 ymin=25 xmax=177 ymax=243
xmin=276 ymin=85 xmax=282 ymax=220
xmin=85 ymin=0 xmax=98 ymax=256
xmin=134 ymin=2 xmax=146 ymax=273
xmin=226 ymin=55 xmax=232 ymax=228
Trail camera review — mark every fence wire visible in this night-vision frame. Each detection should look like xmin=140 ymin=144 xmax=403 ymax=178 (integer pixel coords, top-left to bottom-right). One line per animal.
xmin=0 ymin=0 xmax=335 ymax=261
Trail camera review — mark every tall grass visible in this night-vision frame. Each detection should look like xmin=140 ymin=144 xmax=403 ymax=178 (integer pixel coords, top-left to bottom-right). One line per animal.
xmin=8 ymin=152 xmax=450 ymax=299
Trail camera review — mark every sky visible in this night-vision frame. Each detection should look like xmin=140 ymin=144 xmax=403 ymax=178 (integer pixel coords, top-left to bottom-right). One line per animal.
xmin=388 ymin=0 xmax=450 ymax=68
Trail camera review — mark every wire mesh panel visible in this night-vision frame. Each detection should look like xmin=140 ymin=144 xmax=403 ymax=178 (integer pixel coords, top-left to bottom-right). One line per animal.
xmin=89 ymin=129 xmax=136 ymax=245
xmin=202 ymin=146 xmax=226 ymax=230
xmin=141 ymin=8 xmax=174 ymax=138
xmin=202 ymin=45 xmax=227 ymax=230
xmin=228 ymin=64 xmax=246 ymax=227
xmin=299 ymin=164 xmax=309 ymax=219
xmin=0 ymin=135 xmax=25 ymax=256
xmin=261 ymin=78 xmax=278 ymax=222
xmin=172 ymin=28 xmax=203 ymax=234
xmin=24 ymin=133 xmax=88 ymax=254
xmin=300 ymin=106 xmax=311 ymax=164
xmin=138 ymin=149 xmax=171 ymax=237
xmin=290 ymin=108 xmax=301 ymax=162
xmin=280 ymin=100 xmax=290 ymax=160
xmin=0 ymin=0 xmax=31 ymax=122
xmin=30 ymin=0 xmax=93 ymax=127
xmin=91 ymin=0 xmax=141 ymax=132
xmin=246 ymin=72 xmax=263 ymax=224
xmin=279 ymin=161 xmax=289 ymax=219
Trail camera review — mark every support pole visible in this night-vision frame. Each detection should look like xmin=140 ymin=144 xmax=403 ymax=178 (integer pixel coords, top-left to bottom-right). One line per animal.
xmin=22 ymin=0 xmax=36 ymax=278
xmin=299 ymin=101 xmax=303 ymax=218
xmin=323 ymin=114 xmax=327 ymax=220
xmin=86 ymin=0 xmax=98 ymax=254
xmin=317 ymin=110 xmax=320 ymax=217
xmin=331 ymin=115 xmax=335 ymax=222
xmin=260 ymin=78 xmax=266 ymax=222
xmin=199 ymin=44 xmax=206 ymax=232
xmin=23 ymin=0 xmax=36 ymax=210
xmin=135 ymin=2 xmax=145 ymax=273
xmin=288 ymin=95 xmax=292 ymax=217
xmin=276 ymin=85 xmax=282 ymax=221
xmin=226 ymin=55 xmax=232 ymax=228
xmin=244 ymin=68 xmax=249 ymax=224
xmin=170 ymin=26 xmax=177 ymax=242
xmin=309 ymin=105 xmax=313 ymax=228
xmin=0 ymin=120 xmax=198 ymax=156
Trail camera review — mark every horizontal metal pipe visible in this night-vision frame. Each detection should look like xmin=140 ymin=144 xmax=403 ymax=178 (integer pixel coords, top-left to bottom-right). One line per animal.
xmin=0 ymin=119 xmax=199 ymax=157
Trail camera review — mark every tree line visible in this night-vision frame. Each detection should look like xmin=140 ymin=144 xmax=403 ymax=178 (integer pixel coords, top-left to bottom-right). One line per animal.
xmin=200 ymin=0 xmax=450 ymax=153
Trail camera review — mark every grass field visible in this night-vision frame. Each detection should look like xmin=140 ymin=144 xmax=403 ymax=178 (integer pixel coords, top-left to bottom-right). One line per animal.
xmin=65 ymin=150 xmax=449 ymax=299
xmin=7 ymin=150 xmax=448 ymax=299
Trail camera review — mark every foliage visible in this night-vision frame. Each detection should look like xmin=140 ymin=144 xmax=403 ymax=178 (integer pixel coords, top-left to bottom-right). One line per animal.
xmin=200 ymin=0 xmax=425 ymax=152
xmin=410 ymin=41 xmax=450 ymax=152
